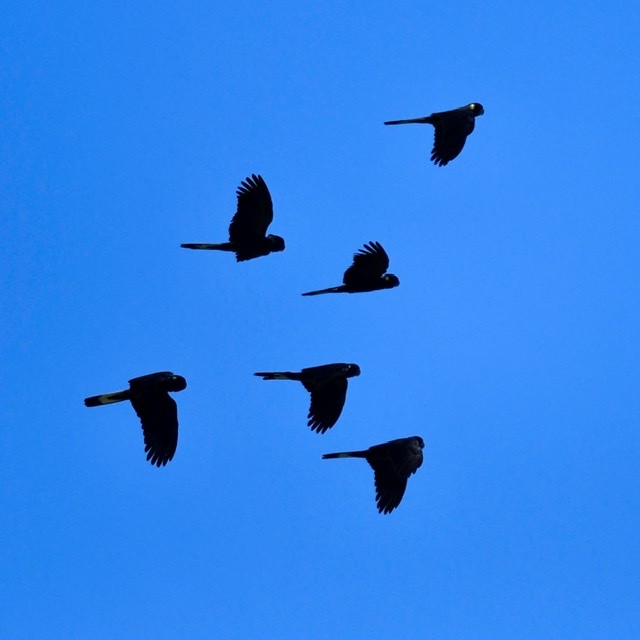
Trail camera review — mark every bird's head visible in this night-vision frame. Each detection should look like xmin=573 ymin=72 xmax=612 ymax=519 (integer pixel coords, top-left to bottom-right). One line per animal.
xmin=469 ymin=102 xmax=484 ymax=116
xmin=382 ymin=274 xmax=400 ymax=289
xmin=268 ymin=235 xmax=286 ymax=252
xmin=166 ymin=374 xmax=187 ymax=392
xmin=346 ymin=364 xmax=361 ymax=377
xmin=414 ymin=436 xmax=425 ymax=449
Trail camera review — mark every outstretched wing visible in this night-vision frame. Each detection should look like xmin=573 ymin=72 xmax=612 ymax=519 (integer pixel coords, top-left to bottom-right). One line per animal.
xmin=431 ymin=110 xmax=475 ymax=166
xmin=372 ymin=466 xmax=408 ymax=514
xmin=343 ymin=241 xmax=389 ymax=286
xmin=367 ymin=438 xmax=423 ymax=513
xmin=228 ymin=174 xmax=273 ymax=243
xmin=130 ymin=390 xmax=178 ymax=467
xmin=305 ymin=378 xmax=348 ymax=434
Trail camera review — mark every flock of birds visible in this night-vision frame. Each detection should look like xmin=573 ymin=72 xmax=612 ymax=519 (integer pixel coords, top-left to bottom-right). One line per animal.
xmin=83 ymin=102 xmax=485 ymax=514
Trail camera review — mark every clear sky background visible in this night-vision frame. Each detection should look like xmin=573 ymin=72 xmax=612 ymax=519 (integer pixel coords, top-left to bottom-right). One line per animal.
xmin=1 ymin=1 xmax=639 ymax=638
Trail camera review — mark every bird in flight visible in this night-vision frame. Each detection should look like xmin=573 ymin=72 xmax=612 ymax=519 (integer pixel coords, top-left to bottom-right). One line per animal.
xmin=302 ymin=241 xmax=399 ymax=296
xmin=322 ymin=436 xmax=424 ymax=514
xmin=254 ymin=363 xmax=361 ymax=433
xmin=84 ymin=371 xmax=187 ymax=467
xmin=384 ymin=102 xmax=484 ymax=166
xmin=181 ymin=174 xmax=285 ymax=261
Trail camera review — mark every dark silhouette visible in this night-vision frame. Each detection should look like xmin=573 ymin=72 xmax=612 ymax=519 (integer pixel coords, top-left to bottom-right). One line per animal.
xmin=84 ymin=371 xmax=187 ymax=467
xmin=255 ymin=363 xmax=361 ymax=433
xmin=181 ymin=174 xmax=284 ymax=261
xmin=302 ymin=241 xmax=399 ymax=296
xmin=322 ymin=436 xmax=424 ymax=514
xmin=384 ymin=102 xmax=484 ymax=166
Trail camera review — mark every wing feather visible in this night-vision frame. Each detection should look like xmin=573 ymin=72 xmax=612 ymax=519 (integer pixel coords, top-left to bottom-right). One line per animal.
xmin=431 ymin=111 xmax=475 ymax=166
xmin=306 ymin=379 xmax=348 ymax=434
xmin=366 ymin=438 xmax=424 ymax=513
xmin=228 ymin=174 xmax=273 ymax=242
xmin=130 ymin=391 xmax=178 ymax=467
xmin=343 ymin=241 xmax=389 ymax=286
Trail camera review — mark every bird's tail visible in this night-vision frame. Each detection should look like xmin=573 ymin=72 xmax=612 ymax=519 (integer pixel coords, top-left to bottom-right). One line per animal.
xmin=301 ymin=286 xmax=345 ymax=296
xmin=180 ymin=243 xmax=234 ymax=251
xmin=83 ymin=390 xmax=130 ymax=407
xmin=384 ymin=116 xmax=433 ymax=125
xmin=254 ymin=371 xmax=302 ymax=381
xmin=322 ymin=450 xmax=367 ymax=460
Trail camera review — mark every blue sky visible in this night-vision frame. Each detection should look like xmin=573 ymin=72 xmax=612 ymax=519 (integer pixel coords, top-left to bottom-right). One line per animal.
xmin=2 ymin=1 xmax=639 ymax=638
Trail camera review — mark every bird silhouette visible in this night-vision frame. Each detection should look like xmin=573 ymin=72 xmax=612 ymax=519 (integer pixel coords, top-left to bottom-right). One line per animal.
xmin=181 ymin=174 xmax=284 ymax=261
xmin=322 ymin=436 xmax=424 ymax=514
xmin=384 ymin=102 xmax=484 ymax=166
xmin=84 ymin=371 xmax=187 ymax=467
xmin=254 ymin=363 xmax=361 ymax=433
xmin=302 ymin=241 xmax=399 ymax=296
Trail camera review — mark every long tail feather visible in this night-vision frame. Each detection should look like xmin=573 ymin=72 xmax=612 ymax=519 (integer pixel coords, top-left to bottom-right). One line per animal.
xmin=254 ymin=371 xmax=301 ymax=381
xmin=84 ymin=390 xmax=130 ymax=407
xmin=301 ymin=286 xmax=344 ymax=296
xmin=384 ymin=117 xmax=433 ymax=125
xmin=322 ymin=450 xmax=367 ymax=459
xmin=180 ymin=243 xmax=234 ymax=251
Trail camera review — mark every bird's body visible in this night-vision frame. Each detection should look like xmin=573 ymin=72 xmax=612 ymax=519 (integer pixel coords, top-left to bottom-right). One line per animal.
xmin=302 ymin=241 xmax=399 ymax=296
xmin=255 ymin=363 xmax=360 ymax=433
xmin=384 ymin=102 xmax=484 ymax=166
xmin=84 ymin=371 xmax=187 ymax=467
xmin=323 ymin=436 xmax=424 ymax=514
xmin=181 ymin=174 xmax=285 ymax=261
